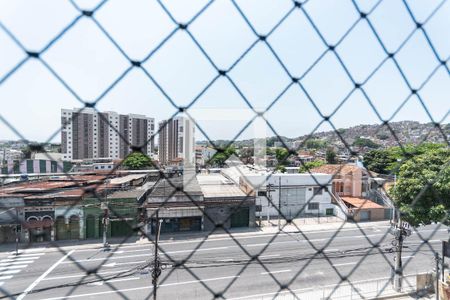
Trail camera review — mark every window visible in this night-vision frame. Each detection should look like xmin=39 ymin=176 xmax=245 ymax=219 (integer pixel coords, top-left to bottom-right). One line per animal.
xmin=313 ymin=187 xmax=323 ymax=195
xmin=308 ymin=203 xmax=319 ymax=210
xmin=257 ymin=191 xmax=267 ymax=196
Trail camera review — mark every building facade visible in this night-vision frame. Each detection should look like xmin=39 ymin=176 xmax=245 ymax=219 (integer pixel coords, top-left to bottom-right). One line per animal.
xmin=61 ymin=108 xmax=155 ymax=161
xmin=222 ymin=165 xmax=337 ymax=219
xmin=158 ymin=116 xmax=195 ymax=166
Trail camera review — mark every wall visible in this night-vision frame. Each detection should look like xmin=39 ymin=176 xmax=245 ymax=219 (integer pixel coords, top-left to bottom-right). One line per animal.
xmin=203 ymin=203 xmax=256 ymax=232
xmin=352 ymin=208 xmax=385 ymax=222
xmin=54 ymin=206 xmax=84 ymax=239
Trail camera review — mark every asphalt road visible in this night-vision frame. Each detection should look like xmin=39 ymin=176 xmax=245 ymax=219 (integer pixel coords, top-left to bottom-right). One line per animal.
xmin=0 ymin=223 xmax=447 ymax=300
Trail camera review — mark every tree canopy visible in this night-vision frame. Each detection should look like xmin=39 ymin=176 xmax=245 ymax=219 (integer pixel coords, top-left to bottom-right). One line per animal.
xmin=325 ymin=148 xmax=337 ymax=164
xmin=122 ymin=151 xmax=152 ymax=170
xmin=208 ymin=146 xmax=236 ymax=167
xmin=392 ymin=146 xmax=450 ymax=227
xmin=275 ymin=148 xmax=289 ymax=164
xmin=352 ymin=137 xmax=380 ymax=149
xmin=363 ymin=143 xmax=446 ymax=174
xmin=298 ymin=160 xmax=325 ymax=173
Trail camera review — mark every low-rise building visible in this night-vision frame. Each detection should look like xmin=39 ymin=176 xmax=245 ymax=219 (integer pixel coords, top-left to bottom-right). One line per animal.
xmin=197 ymin=173 xmax=255 ymax=230
xmin=145 ymin=174 xmax=204 ymax=234
xmin=310 ymin=163 xmax=392 ymax=221
xmin=222 ymin=165 xmax=337 ymax=220
xmin=0 ymin=173 xmax=154 ymax=243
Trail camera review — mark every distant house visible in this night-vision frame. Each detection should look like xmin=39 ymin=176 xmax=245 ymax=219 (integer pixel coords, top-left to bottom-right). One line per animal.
xmin=310 ymin=163 xmax=392 ymax=221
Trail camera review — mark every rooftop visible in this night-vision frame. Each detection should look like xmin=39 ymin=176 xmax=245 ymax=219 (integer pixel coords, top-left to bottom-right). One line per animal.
xmin=341 ymin=197 xmax=384 ymax=209
xmin=310 ymin=164 xmax=365 ymax=176
xmin=148 ymin=174 xmax=203 ymax=198
xmin=197 ymin=173 xmax=247 ymax=198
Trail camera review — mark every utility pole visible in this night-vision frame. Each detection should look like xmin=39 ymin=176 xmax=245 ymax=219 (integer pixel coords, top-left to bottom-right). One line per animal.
xmin=394 ymin=227 xmax=403 ymax=291
xmin=436 ymin=252 xmax=440 ymax=300
xmin=394 ymin=209 xmax=403 ymax=292
xmin=15 ymin=207 xmax=19 ymax=256
xmin=152 ymin=210 xmax=162 ymax=299
xmin=102 ymin=182 xmax=110 ymax=251
xmin=266 ymin=184 xmax=272 ymax=224
xmin=392 ymin=210 xmax=411 ymax=292
xmin=278 ymin=176 xmax=281 ymax=231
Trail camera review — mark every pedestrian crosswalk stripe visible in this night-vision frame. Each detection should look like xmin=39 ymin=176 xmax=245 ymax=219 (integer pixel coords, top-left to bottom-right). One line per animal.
xmin=0 ymin=257 xmax=39 ymax=262
xmin=0 ymin=270 xmax=20 ymax=275
xmin=0 ymin=276 xmax=13 ymax=281
xmin=0 ymin=265 xmax=27 ymax=270
xmin=8 ymin=253 xmax=44 ymax=258
xmin=0 ymin=281 xmax=4 ymax=287
xmin=16 ymin=248 xmax=46 ymax=253
xmin=0 ymin=261 xmax=34 ymax=266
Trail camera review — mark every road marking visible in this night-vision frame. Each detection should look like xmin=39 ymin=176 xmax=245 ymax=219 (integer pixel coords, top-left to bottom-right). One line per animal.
xmin=218 ymin=254 xmax=280 ymax=262
xmin=0 ymin=264 xmax=27 ymax=270
xmin=17 ymin=249 xmax=75 ymax=300
xmin=323 ymin=249 xmax=339 ymax=253
xmin=102 ymin=261 xmax=146 ymax=268
xmin=402 ymin=256 xmax=414 ymax=259
xmin=1 ymin=257 xmax=39 ymax=262
xmin=8 ymin=253 xmax=44 ymax=258
xmin=0 ymin=261 xmax=34 ymax=266
xmin=64 ymin=247 xmax=229 ymax=264
xmin=165 ymin=246 xmax=229 ymax=254
xmin=19 ymin=248 xmax=46 ymax=253
xmin=0 ymin=270 xmax=21 ymax=275
xmin=0 ymin=282 xmax=3 ymax=287
xmin=0 ymin=276 xmax=13 ymax=280
xmin=87 ymin=277 xmax=141 ymax=286
xmin=332 ymin=262 xmax=357 ymax=267
xmin=261 ymin=269 xmax=291 ymax=275
xmin=42 ymin=275 xmax=240 ymax=299
xmin=161 ymin=275 xmax=240 ymax=287
xmin=260 ymin=254 xmax=281 ymax=258
xmin=218 ymin=258 xmax=234 ymax=262
xmin=43 ymin=269 xmax=132 ymax=281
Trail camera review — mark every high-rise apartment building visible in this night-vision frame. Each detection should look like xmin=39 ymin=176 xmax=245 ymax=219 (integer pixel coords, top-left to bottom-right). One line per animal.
xmin=158 ymin=116 xmax=195 ymax=166
xmin=61 ymin=108 xmax=154 ymax=161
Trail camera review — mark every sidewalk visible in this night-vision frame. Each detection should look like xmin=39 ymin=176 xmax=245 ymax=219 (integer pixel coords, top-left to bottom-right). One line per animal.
xmin=0 ymin=219 xmax=391 ymax=254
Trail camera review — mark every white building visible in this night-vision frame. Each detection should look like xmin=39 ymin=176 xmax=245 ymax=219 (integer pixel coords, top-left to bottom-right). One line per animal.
xmin=1 ymin=148 xmax=23 ymax=161
xmin=195 ymin=146 xmax=217 ymax=167
xmin=223 ymin=165 xmax=337 ymax=219
xmin=61 ymin=108 xmax=154 ymax=161
xmin=158 ymin=116 xmax=195 ymax=166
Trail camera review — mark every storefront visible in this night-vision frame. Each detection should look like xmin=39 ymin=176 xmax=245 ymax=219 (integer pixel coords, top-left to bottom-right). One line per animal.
xmin=147 ymin=207 xmax=204 ymax=234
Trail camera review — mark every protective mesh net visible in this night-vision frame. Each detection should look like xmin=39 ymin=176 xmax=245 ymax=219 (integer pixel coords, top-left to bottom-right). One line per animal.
xmin=0 ymin=0 xmax=449 ymax=299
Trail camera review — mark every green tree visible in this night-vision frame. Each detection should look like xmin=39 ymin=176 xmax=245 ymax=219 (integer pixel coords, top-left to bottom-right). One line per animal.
xmin=275 ymin=148 xmax=289 ymax=164
xmin=122 ymin=151 xmax=152 ymax=170
xmin=298 ymin=160 xmax=325 ymax=173
xmin=275 ymin=165 xmax=286 ymax=173
xmin=353 ymin=137 xmax=380 ymax=149
xmin=364 ymin=143 xmax=446 ymax=174
xmin=363 ymin=149 xmax=395 ymax=174
xmin=392 ymin=147 xmax=450 ymax=227
xmin=305 ymin=139 xmax=327 ymax=149
xmin=325 ymin=148 xmax=337 ymax=164
xmin=209 ymin=146 xmax=236 ymax=167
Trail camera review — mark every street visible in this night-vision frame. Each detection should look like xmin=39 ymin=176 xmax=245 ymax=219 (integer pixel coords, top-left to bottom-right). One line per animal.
xmin=0 ymin=222 xmax=446 ymax=300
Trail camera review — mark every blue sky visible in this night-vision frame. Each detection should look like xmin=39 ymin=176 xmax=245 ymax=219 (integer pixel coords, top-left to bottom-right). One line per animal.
xmin=0 ymin=0 xmax=449 ymax=143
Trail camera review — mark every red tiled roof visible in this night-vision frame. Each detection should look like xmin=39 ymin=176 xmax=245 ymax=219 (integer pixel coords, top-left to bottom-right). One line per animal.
xmin=310 ymin=164 xmax=363 ymax=175
xmin=341 ymin=197 xmax=384 ymax=209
